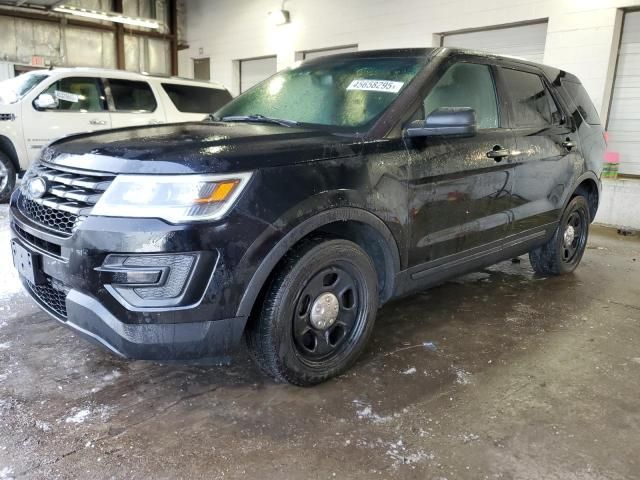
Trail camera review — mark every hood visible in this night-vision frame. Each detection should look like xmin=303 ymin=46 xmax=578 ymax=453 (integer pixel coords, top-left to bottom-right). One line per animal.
xmin=43 ymin=122 xmax=362 ymax=175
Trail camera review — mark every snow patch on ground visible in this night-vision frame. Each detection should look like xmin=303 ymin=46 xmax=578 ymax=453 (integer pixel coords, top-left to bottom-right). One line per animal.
xmin=63 ymin=404 xmax=113 ymax=425
xmin=65 ymin=408 xmax=91 ymax=424
xmin=0 ymin=467 xmax=15 ymax=480
xmin=460 ymin=432 xmax=480 ymax=443
xmin=35 ymin=420 xmax=51 ymax=432
xmin=385 ymin=439 xmax=434 ymax=467
xmin=0 ymin=342 xmax=10 ymax=351
xmin=401 ymin=367 xmax=417 ymax=375
xmin=102 ymin=369 xmax=122 ymax=382
xmin=452 ymin=367 xmax=473 ymax=385
xmin=353 ymin=400 xmax=392 ymax=424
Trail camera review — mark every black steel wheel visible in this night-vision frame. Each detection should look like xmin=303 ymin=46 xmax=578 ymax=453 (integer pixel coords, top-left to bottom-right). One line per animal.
xmin=246 ymin=238 xmax=378 ymax=386
xmin=292 ymin=265 xmax=363 ymax=362
xmin=530 ymin=194 xmax=591 ymax=275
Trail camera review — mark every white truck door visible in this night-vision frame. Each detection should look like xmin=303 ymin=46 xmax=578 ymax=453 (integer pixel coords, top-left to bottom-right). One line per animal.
xmin=105 ymin=78 xmax=166 ymax=128
xmin=22 ymin=76 xmax=111 ymax=164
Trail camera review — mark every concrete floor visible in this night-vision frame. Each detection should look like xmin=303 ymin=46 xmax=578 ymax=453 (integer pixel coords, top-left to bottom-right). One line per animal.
xmin=0 ymin=204 xmax=639 ymax=480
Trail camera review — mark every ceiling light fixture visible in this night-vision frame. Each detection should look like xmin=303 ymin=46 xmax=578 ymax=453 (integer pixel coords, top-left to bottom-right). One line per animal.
xmin=53 ymin=4 xmax=161 ymax=29
xmin=268 ymin=1 xmax=290 ymax=26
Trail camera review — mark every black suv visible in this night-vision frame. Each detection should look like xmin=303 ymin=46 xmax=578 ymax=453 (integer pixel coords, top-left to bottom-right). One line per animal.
xmin=9 ymin=48 xmax=604 ymax=385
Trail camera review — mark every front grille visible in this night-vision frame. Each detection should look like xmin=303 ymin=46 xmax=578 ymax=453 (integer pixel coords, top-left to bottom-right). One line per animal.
xmin=12 ymin=222 xmax=63 ymax=257
xmin=17 ymin=196 xmax=80 ymax=235
xmin=26 ymin=277 xmax=69 ymax=319
xmin=17 ymin=162 xmax=115 ymax=236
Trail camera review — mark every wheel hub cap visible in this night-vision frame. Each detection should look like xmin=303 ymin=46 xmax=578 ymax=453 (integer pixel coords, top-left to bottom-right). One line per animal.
xmin=309 ymin=292 xmax=340 ymax=330
xmin=564 ymin=225 xmax=576 ymax=247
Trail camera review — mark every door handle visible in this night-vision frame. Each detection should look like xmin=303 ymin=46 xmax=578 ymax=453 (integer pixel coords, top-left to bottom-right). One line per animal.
xmin=562 ymin=138 xmax=577 ymax=150
xmin=148 ymin=119 xmax=163 ymax=125
xmin=89 ymin=119 xmax=107 ymax=126
xmin=486 ymin=145 xmax=511 ymax=161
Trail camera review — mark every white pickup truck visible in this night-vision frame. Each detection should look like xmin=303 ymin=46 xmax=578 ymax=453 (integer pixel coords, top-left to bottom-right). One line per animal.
xmin=0 ymin=68 xmax=232 ymax=201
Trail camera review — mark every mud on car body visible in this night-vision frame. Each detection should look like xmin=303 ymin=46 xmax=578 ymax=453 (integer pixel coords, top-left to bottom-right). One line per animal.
xmin=9 ymin=48 xmax=605 ymax=385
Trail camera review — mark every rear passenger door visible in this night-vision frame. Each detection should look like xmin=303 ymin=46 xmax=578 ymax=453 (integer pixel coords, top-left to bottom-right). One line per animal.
xmin=105 ymin=78 xmax=165 ymax=128
xmin=498 ymin=67 xmax=577 ymax=240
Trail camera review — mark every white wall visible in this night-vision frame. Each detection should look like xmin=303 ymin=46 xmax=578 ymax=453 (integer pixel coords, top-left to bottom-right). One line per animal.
xmin=180 ymin=0 xmax=640 ymax=110
xmin=180 ymin=0 xmax=640 ymax=230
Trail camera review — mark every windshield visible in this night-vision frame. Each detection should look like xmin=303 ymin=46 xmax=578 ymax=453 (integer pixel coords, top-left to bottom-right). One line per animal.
xmin=0 ymin=72 xmax=49 ymax=104
xmin=214 ymin=56 xmax=427 ymax=131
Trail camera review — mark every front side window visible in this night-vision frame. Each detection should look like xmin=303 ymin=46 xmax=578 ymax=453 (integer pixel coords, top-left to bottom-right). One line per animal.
xmin=501 ymin=68 xmax=558 ymax=127
xmin=214 ymin=56 xmax=428 ymax=130
xmin=161 ymin=83 xmax=232 ymax=114
xmin=41 ymin=77 xmax=105 ymax=112
xmin=108 ymin=79 xmax=157 ymax=112
xmin=422 ymin=62 xmax=499 ymax=130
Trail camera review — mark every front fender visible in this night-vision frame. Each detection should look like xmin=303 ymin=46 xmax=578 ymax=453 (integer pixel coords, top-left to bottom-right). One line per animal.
xmin=235 ymin=201 xmax=402 ymax=319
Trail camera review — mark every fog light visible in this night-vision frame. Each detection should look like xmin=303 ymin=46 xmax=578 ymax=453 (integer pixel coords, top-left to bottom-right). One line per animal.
xmin=97 ymin=253 xmax=198 ymax=307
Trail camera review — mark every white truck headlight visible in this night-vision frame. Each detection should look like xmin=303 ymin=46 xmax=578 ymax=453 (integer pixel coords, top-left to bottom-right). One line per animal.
xmin=92 ymin=172 xmax=252 ymax=223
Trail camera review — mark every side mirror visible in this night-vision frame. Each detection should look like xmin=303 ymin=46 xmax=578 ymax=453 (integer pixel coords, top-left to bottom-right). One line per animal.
xmin=405 ymin=107 xmax=477 ymax=138
xmin=34 ymin=93 xmax=58 ymax=110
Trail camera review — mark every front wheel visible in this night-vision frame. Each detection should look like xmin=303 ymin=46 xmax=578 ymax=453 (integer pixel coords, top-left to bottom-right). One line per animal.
xmin=0 ymin=152 xmax=17 ymax=203
xmin=529 ymin=195 xmax=591 ymax=275
xmin=246 ymin=238 xmax=379 ymax=386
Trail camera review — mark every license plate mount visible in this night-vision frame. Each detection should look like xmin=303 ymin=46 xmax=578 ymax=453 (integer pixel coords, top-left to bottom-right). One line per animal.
xmin=11 ymin=240 xmax=44 ymax=285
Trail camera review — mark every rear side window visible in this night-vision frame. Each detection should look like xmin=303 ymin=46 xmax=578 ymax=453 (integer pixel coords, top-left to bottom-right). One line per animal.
xmin=562 ymin=80 xmax=601 ymax=125
xmin=423 ymin=62 xmax=499 ymax=129
xmin=161 ymin=83 xmax=232 ymax=114
xmin=108 ymin=79 xmax=157 ymax=112
xmin=41 ymin=77 xmax=105 ymax=112
xmin=500 ymin=68 xmax=559 ymax=127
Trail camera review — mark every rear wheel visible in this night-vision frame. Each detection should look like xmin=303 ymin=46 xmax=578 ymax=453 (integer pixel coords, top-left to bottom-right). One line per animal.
xmin=529 ymin=194 xmax=590 ymax=275
xmin=246 ymin=238 xmax=378 ymax=386
xmin=0 ymin=152 xmax=16 ymax=203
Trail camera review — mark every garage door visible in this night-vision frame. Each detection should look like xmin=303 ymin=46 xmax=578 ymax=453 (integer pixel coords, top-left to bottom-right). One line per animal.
xmin=302 ymin=45 xmax=358 ymax=60
xmin=607 ymin=11 xmax=640 ymax=176
xmin=442 ymin=22 xmax=548 ymax=63
xmin=240 ymin=56 xmax=277 ymax=93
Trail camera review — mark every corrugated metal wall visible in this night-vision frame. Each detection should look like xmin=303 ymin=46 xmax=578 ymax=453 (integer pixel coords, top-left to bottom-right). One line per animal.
xmin=0 ymin=0 xmax=170 ymax=74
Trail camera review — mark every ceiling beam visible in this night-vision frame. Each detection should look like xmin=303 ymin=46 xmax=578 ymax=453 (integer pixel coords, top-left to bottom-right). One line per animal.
xmin=0 ymin=6 xmax=175 ymax=39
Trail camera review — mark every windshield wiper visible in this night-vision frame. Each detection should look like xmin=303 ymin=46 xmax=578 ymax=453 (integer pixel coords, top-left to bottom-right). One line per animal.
xmin=220 ymin=114 xmax=299 ymax=128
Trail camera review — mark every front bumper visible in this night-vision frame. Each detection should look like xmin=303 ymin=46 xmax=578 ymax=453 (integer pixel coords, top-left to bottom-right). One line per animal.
xmin=9 ymin=190 xmax=256 ymax=361
xmin=22 ymin=278 xmax=245 ymax=362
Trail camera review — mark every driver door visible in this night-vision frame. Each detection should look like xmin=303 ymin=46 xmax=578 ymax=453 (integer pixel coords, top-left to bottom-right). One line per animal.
xmin=22 ymin=76 xmax=111 ymax=165
xmin=405 ymin=61 xmax=516 ymax=269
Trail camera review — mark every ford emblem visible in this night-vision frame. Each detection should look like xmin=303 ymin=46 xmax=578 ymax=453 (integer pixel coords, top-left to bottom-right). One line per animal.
xmin=26 ymin=177 xmax=48 ymax=199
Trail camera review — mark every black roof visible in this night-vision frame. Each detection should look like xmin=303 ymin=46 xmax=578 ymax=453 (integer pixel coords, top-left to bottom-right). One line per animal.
xmin=301 ymin=46 xmax=579 ymax=83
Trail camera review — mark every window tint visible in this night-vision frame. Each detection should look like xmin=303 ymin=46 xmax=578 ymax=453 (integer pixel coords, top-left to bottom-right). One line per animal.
xmin=501 ymin=68 xmax=557 ymax=127
xmin=562 ymin=80 xmax=601 ymax=125
xmin=423 ymin=63 xmax=499 ymax=129
xmin=161 ymin=83 xmax=232 ymax=114
xmin=41 ymin=77 xmax=105 ymax=112
xmin=108 ymin=79 xmax=157 ymax=112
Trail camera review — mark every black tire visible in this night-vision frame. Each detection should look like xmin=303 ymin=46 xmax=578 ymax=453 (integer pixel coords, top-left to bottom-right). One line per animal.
xmin=0 ymin=152 xmax=17 ymax=204
xmin=529 ymin=194 xmax=591 ymax=276
xmin=246 ymin=238 xmax=379 ymax=386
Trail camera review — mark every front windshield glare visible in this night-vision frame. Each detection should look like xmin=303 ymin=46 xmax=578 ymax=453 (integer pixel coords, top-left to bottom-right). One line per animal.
xmin=0 ymin=73 xmax=49 ymax=104
xmin=214 ymin=57 xmax=426 ymax=129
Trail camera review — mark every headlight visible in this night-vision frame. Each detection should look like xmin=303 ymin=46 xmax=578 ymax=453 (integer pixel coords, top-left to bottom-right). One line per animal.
xmin=92 ymin=172 xmax=252 ymax=223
